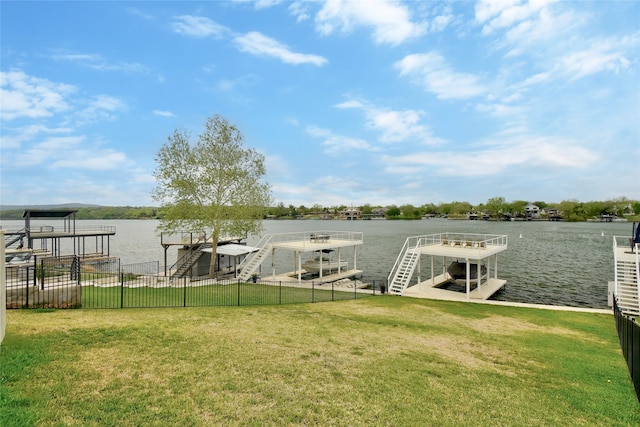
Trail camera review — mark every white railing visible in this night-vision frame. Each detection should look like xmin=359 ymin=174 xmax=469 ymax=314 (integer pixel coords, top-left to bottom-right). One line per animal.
xmin=29 ymin=225 xmax=116 ymax=234
xmin=613 ymin=235 xmax=640 ymax=316
xmin=400 ymin=233 xmax=507 ymax=249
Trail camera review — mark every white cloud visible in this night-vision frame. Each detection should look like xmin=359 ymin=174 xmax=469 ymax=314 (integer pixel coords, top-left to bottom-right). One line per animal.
xmin=557 ymin=35 xmax=639 ymax=80
xmin=0 ymin=124 xmax=73 ymax=150
xmin=153 ymin=110 xmax=176 ymax=117
xmin=475 ymin=102 xmax=523 ymax=117
xmin=336 ymin=99 xmax=443 ymax=144
xmin=395 ymin=52 xmax=486 ymax=99
xmin=75 ymin=95 xmax=126 ymax=125
xmin=315 ymin=0 xmax=425 ymax=45
xmin=50 ymin=51 xmax=147 ymax=73
xmin=234 ymin=32 xmax=328 ymax=66
xmin=383 ymin=135 xmax=598 ymax=177
xmin=305 ymin=125 xmax=373 ymax=155
xmin=9 ymin=135 xmax=129 ymax=171
xmin=126 ymin=7 xmax=154 ymax=21
xmin=289 ymin=1 xmax=310 ymax=22
xmin=0 ymin=70 xmax=75 ymax=120
xmin=475 ymin=0 xmax=558 ymax=35
xmin=52 ymin=149 xmax=128 ymax=170
xmin=172 ymin=15 xmax=229 ymax=38
xmin=430 ymin=13 xmax=453 ymax=33
xmin=216 ymin=74 xmax=259 ymax=91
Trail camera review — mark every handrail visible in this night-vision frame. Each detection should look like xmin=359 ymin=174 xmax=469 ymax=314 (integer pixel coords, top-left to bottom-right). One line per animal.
xmin=4 ymin=227 xmax=26 ymax=248
xmin=237 ymin=234 xmax=274 ymax=271
xmin=388 ymin=237 xmax=411 ymax=285
xmin=166 ymin=235 xmax=209 ymax=276
xmin=613 ymin=235 xmax=640 ymax=315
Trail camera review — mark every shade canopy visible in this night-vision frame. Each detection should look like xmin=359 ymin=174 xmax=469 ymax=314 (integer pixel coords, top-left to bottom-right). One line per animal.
xmin=202 ymin=244 xmax=260 ymax=257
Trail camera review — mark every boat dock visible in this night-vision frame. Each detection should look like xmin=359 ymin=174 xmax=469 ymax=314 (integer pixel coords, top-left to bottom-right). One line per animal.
xmin=4 ymin=209 xmax=115 ymax=261
xmin=237 ymin=231 xmax=364 ymax=283
xmin=388 ymin=233 xmax=508 ymax=300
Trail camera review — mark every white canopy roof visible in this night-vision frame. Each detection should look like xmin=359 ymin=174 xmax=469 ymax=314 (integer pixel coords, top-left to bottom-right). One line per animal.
xmin=202 ymin=243 xmax=260 ymax=257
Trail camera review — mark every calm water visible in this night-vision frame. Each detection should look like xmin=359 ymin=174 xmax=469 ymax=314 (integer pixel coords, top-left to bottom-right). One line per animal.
xmin=2 ymin=218 xmax=634 ymax=309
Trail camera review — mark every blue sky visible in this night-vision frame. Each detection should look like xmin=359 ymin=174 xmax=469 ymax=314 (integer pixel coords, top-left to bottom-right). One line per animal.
xmin=1 ymin=0 xmax=639 ymax=208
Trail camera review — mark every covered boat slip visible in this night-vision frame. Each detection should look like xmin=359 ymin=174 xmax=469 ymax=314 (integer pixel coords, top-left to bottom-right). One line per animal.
xmin=388 ymin=233 xmax=508 ymax=300
xmin=238 ymin=230 xmax=363 ymax=283
xmin=4 ymin=209 xmax=115 ymax=260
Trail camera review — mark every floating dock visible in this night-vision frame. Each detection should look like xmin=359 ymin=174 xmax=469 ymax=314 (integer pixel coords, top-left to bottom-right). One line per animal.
xmin=388 ymin=233 xmax=508 ymax=301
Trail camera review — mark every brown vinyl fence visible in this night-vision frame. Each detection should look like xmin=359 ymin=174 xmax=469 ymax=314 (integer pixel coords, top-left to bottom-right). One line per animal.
xmin=614 ymin=297 xmax=640 ymax=402
xmin=5 ymin=256 xmax=380 ymax=310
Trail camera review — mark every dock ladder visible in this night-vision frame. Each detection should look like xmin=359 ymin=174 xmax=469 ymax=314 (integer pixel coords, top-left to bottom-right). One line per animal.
xmin=388 ymin=237 xmax=422 ymax=295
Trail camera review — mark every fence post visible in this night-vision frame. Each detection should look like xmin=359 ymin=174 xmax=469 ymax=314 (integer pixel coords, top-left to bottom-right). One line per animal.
xmin=76 ymin=256 xmax=81 ymax=287
xmin=279 ymin=281 xmax=282 ymax=305
xmin=39 ymin=259 xmax=45 ymax=291
xmin=312 ymin=281 xmax=315 ymax=303
xmin=183 ymin=276 xmax=187 ymax=307
xmin=120 ymin=272 xmax=124 ymax=309
xmin=237 ymin=279 xmax=241 ymax=306
xmin=354 ymin=277 xmax=357 ymax=300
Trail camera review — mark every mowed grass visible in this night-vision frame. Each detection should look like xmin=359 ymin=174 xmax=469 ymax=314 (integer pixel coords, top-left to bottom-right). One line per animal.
xmin=1 ymin=297 xmax=639 ymax=426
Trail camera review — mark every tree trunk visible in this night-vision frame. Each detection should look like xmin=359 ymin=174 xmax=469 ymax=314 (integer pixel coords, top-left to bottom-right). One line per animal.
xmin=208 ymin=230 xmax=220 ymax=279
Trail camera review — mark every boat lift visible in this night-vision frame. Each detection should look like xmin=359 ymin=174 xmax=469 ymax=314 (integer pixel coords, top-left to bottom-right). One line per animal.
xmin=388 ymin=233 xmax=508 ymax=301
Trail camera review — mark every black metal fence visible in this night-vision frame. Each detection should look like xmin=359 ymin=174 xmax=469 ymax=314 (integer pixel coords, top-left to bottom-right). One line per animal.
xmin=614 ymin=297 xmax=640 ymax=402
xmin=5 ymin=256 xmax=381 ymax=310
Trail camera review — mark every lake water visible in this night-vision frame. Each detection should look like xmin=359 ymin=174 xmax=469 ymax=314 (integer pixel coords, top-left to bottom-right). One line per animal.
xmin=2 ymin=218 xmax=634 ymax=309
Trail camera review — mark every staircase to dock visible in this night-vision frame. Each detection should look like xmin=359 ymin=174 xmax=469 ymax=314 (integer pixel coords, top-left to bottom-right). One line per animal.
xmin=170 ymin=242 xmax=211 ymax=279
xmin=613 ymin=237 xmax=640 ymax=316
xmin=237 ymin=235 xmax=273 ymax=282
xmin=615 ymin=258 xmax=639 ymax=316
xmin=4 ymin=228 xmax=26 ymax=248
xmin=388 ymin=238 xmax=423 ymax=295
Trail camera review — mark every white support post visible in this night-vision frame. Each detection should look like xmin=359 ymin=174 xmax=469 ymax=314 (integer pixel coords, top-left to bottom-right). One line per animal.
xmin=271 ymin=247 xmax=276 ymax=278
xmin=431 ymin=256 xmax=435 ymax=285
xmin=353 ymin=245 xmax=357 ymax=271
xmin=465 ymin=258 xmax=471 ymax=300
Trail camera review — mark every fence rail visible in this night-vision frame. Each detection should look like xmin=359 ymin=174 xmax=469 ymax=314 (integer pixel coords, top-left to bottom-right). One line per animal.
xmin=5 ymin=256 xmax=381 ymax=310
xmin=614 ymin=297 xmax=640 ymax=402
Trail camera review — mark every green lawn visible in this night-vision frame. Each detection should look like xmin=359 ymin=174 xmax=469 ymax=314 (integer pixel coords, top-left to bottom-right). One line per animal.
xmin=1 ymin=297 xmax=638 ymax=426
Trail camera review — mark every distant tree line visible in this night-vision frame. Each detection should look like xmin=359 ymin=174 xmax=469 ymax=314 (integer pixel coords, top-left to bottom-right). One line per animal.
xmin=264 ymin=197 xmax=640 ymax=221
xmin=1 ymin=197 xmax=638 ymax=222
xmin=0 ymin=206 xmax=162 ymax=220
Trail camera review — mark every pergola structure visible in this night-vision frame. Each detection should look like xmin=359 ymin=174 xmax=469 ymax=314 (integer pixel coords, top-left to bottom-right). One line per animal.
xmin=19 ymin=210 xmax=115 ymax=258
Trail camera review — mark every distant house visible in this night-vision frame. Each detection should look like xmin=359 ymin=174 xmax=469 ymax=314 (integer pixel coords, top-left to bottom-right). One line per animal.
xmin=524 ymin=204 xmax=540 ymax=220
xmin=319 ymin=209 xmax=333 ymax=220
xmin=371 ymin=208 xmax=386 ymax=219
xmin=622 ymin=204 xmax=635 ymax=216
xmin=339 ymin=207 xmax=361 ymax=220
xmin=545 ymin=209 xmax=563 ymax=221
